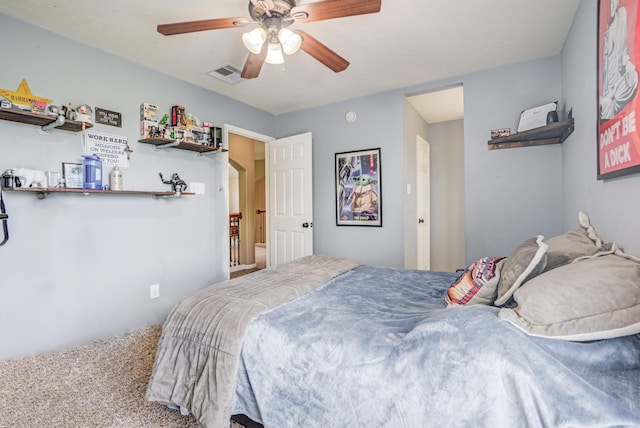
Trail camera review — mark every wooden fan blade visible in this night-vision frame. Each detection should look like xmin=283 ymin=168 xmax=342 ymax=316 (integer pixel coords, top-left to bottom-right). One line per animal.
xmin=291 ymin=0 xmax=381 ymax=23
xmin=298 ymin=30 xmax=349 ymax=73
xmin=157 ymin=17 xmax=247 ymax=36
xmin=241 ymin=44 xmax=268 ymax=79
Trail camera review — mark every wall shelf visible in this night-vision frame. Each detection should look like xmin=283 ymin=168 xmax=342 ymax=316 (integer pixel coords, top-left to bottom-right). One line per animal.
xmin=139 ymin=137 xmax=227 ymax=155
xmin=2 ymin=186 xmax=194 ymax=200
xmin=487 ymin=118 xmax=574 ymax=150
xmin=0 ymin=106 xmax=93 ymax=132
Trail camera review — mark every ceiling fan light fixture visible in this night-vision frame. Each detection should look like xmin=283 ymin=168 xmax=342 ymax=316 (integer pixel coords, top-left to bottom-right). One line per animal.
xmin=265 ymin=42 xmax=285 ymax=64
xmin=279 ymin=28 xmax=302 ymax=55
xmin=242 ymin=27 xmax=267 ymax=54
xmin=157 ymin=0 xmax=383 ymax=79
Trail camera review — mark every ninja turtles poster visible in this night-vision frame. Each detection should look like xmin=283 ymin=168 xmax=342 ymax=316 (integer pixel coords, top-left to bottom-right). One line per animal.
xmin=335 ymin=148 xmax=382 ymax=226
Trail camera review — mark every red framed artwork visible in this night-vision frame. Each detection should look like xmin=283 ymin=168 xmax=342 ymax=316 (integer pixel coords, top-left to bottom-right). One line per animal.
xmin=597 ymin=0 xmax=640 ymax=179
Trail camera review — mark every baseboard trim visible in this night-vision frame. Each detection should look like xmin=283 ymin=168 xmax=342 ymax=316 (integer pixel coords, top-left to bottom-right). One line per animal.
xmin=230 ymin=263 xmax=256 ymax=273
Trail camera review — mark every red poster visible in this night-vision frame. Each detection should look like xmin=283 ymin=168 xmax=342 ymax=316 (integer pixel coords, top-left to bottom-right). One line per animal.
xmin=597 ymin=0 xmax=640 ymax=179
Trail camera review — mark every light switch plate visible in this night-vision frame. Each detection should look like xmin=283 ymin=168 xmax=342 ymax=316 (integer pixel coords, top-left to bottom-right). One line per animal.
xmin=149 ymin=283 xmax=160 ymax=299
xmin=190 ymin=182 xmax=205 ymax=195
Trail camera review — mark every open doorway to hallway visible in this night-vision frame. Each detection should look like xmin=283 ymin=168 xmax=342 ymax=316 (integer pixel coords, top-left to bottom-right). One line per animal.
xmin=405 ymin=85 xmax=465 ymax=272
xmin=228 ymin=135 xmax=267 ymax=279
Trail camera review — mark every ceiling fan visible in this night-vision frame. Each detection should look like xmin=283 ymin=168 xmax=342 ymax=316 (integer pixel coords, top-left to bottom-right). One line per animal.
xmin=157 ymin=0 xmax=382 ymax=79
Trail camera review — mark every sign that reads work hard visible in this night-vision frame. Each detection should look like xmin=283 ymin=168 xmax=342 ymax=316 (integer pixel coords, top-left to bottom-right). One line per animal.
xmin=85 ymin=131 xmax=130 ymax=169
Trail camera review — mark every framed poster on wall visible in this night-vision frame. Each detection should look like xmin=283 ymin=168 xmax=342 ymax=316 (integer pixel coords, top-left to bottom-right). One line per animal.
xmin=335 ymin=148 xmax=382 ymax=226
xmin=597 ymin=0 xmax=640 ymax=179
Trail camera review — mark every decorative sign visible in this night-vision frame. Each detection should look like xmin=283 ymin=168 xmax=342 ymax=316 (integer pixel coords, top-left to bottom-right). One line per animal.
xmin=85 ymin=131 xmax=130 ymax=169
xmin=0 ymin=78 xmax=52 ymax=110
xmin=597 ymin=0 xmax=640 ymax=179
xmin=95 ymin=107 xmax=122 ymax=127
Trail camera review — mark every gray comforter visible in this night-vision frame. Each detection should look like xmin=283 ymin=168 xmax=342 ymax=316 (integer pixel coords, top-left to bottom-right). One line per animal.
xmin=232 ymin=264 xmax=640 ymax=427
xmin=146 ymin=255 xmax=362 ymax=428
xmin=148 ymin=256 xmax=640 ymax=427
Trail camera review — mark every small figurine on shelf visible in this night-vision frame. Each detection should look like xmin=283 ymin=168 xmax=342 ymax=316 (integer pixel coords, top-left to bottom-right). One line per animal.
xmin=13 ymin=168 xmax=47 ymax=188
xmin=159 ymin=172 xmax=188 ymax=193
xmin=74 ymin=104 xmax=93 ymax=123
xmin=148 ymin=126 xmax=162 ymax=138
xmin=61 ymin=103 xmax=76 ymax=120
xmin=163 ymin=126 xmax=172 ymax=139
xmin=58 ymin=103 xmax=92 ymax=122
xmin=46 ymin=105 xmax=60 ymax=117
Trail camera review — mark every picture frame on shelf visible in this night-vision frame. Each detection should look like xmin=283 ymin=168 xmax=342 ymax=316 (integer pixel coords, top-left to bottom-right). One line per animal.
xmin=597 ymin=0 xmax=640 ymax=179
xmin=62 ymin=162 xmax=83 ymax=189
xmin=335 ymin=148 xmax=382 ymax=227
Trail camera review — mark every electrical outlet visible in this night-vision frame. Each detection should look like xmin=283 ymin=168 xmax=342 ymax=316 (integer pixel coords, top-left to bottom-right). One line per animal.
xmin=149 ymin=283 xmax=160 ymax=299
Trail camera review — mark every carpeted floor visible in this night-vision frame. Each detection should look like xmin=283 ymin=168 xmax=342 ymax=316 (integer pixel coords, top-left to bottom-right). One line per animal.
xmin=0 ymin=325 xmax=245 ymax=428
xmin=231 ymin=244 xmax=266 ymax=279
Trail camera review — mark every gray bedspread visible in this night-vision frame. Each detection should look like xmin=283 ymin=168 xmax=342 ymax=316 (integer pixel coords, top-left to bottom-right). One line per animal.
xmin=232 ymin=264 xmax=640 ymax=427
xmin=146 ymin=255 xmax=362 ymax=428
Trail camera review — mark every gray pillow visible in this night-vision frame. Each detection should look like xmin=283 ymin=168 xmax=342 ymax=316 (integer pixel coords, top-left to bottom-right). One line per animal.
xmin=543 ymin=211 xmax=613 ymax=272
xmin=494 ymin=235 xmax=547 ymax=307
xmin=499 ymin=251 xmax=640 ymax=341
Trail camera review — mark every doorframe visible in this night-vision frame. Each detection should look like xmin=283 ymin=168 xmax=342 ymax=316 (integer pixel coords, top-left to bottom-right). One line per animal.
xmin=223 ymin=124 xmax=275 ymax=273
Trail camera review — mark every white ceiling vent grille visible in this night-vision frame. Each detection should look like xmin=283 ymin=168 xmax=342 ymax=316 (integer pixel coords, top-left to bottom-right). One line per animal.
xmin=207 ymin=64 xmax=244 ymax=85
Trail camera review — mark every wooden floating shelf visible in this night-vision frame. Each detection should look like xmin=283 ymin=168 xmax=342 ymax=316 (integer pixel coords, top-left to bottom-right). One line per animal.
xmin=488 ymin=118 xmax=574 ymax=150
xmin=0 ymin=106 xmax=93 ymax=132
xmin=3 ymin=186 xmax=194 ymax=199
xmin=139 ymin=137 xmax=227 ymax=154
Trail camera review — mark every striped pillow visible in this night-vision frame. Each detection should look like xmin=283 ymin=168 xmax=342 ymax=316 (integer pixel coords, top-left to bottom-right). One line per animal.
xmin=445 ymin=256 xmax=506 ymax=306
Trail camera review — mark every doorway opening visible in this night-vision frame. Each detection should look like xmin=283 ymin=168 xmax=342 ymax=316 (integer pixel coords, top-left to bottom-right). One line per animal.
xmin=226 ymin=126 xmax=271 ymax=279
xmin=405 ymin=84 xmax=465 ymax=272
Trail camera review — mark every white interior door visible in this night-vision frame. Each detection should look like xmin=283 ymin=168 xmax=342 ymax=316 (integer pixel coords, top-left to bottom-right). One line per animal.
xmin=417 ymin=136 xmax=431 ymax=270
xmin=268 ymin=132 xmax=313 ymax=266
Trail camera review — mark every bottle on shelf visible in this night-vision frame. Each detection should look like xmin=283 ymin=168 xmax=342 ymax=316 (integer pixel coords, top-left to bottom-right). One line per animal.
xmin=82 ymin=154 xmax=102 ymax=190
xmin=110 ymin=165 xmax=123 ymax=191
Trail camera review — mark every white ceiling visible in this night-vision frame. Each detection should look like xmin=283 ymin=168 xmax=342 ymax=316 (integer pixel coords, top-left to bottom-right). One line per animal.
xmin=407 ymin=86 xmax=464 ymax=124
xmin=0 ymin=0 xmax=579 ymax=120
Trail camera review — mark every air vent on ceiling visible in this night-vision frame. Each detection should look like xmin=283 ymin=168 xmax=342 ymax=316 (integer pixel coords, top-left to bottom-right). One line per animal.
xmin=207 ymin=64 xmax=244 ymax=85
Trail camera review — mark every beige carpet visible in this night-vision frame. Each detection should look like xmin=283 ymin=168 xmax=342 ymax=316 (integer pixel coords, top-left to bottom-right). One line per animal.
xmin=255 ymin=243 xmax=266 ymax=269
xmin=231 ymin=244 xmax=266 ymax=279
xmin=0 ymin=325 xmax=245 ymax=428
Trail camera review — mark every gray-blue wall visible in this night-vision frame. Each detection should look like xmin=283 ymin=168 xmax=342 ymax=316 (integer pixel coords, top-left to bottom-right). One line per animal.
xmin=0 ymin=13 xmax=274 ymax=360
xmin=561 ymin=0 xmax=640 ymax=256
xmin=427 ymin=119 xmax=465 ymax=272
xmin=276 ymin=93 xmax=406 ymax=267
xmin=278 ymin=55 xmax=565 ymax=267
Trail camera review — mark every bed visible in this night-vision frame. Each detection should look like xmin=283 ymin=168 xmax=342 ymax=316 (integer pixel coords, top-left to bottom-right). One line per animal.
xmin=146 ymin=213 xmax=640 ymax=427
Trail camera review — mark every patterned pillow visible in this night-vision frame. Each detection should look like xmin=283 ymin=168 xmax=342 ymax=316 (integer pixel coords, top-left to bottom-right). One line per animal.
xmin=445 ymin=257 xmax=506 ymax=306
